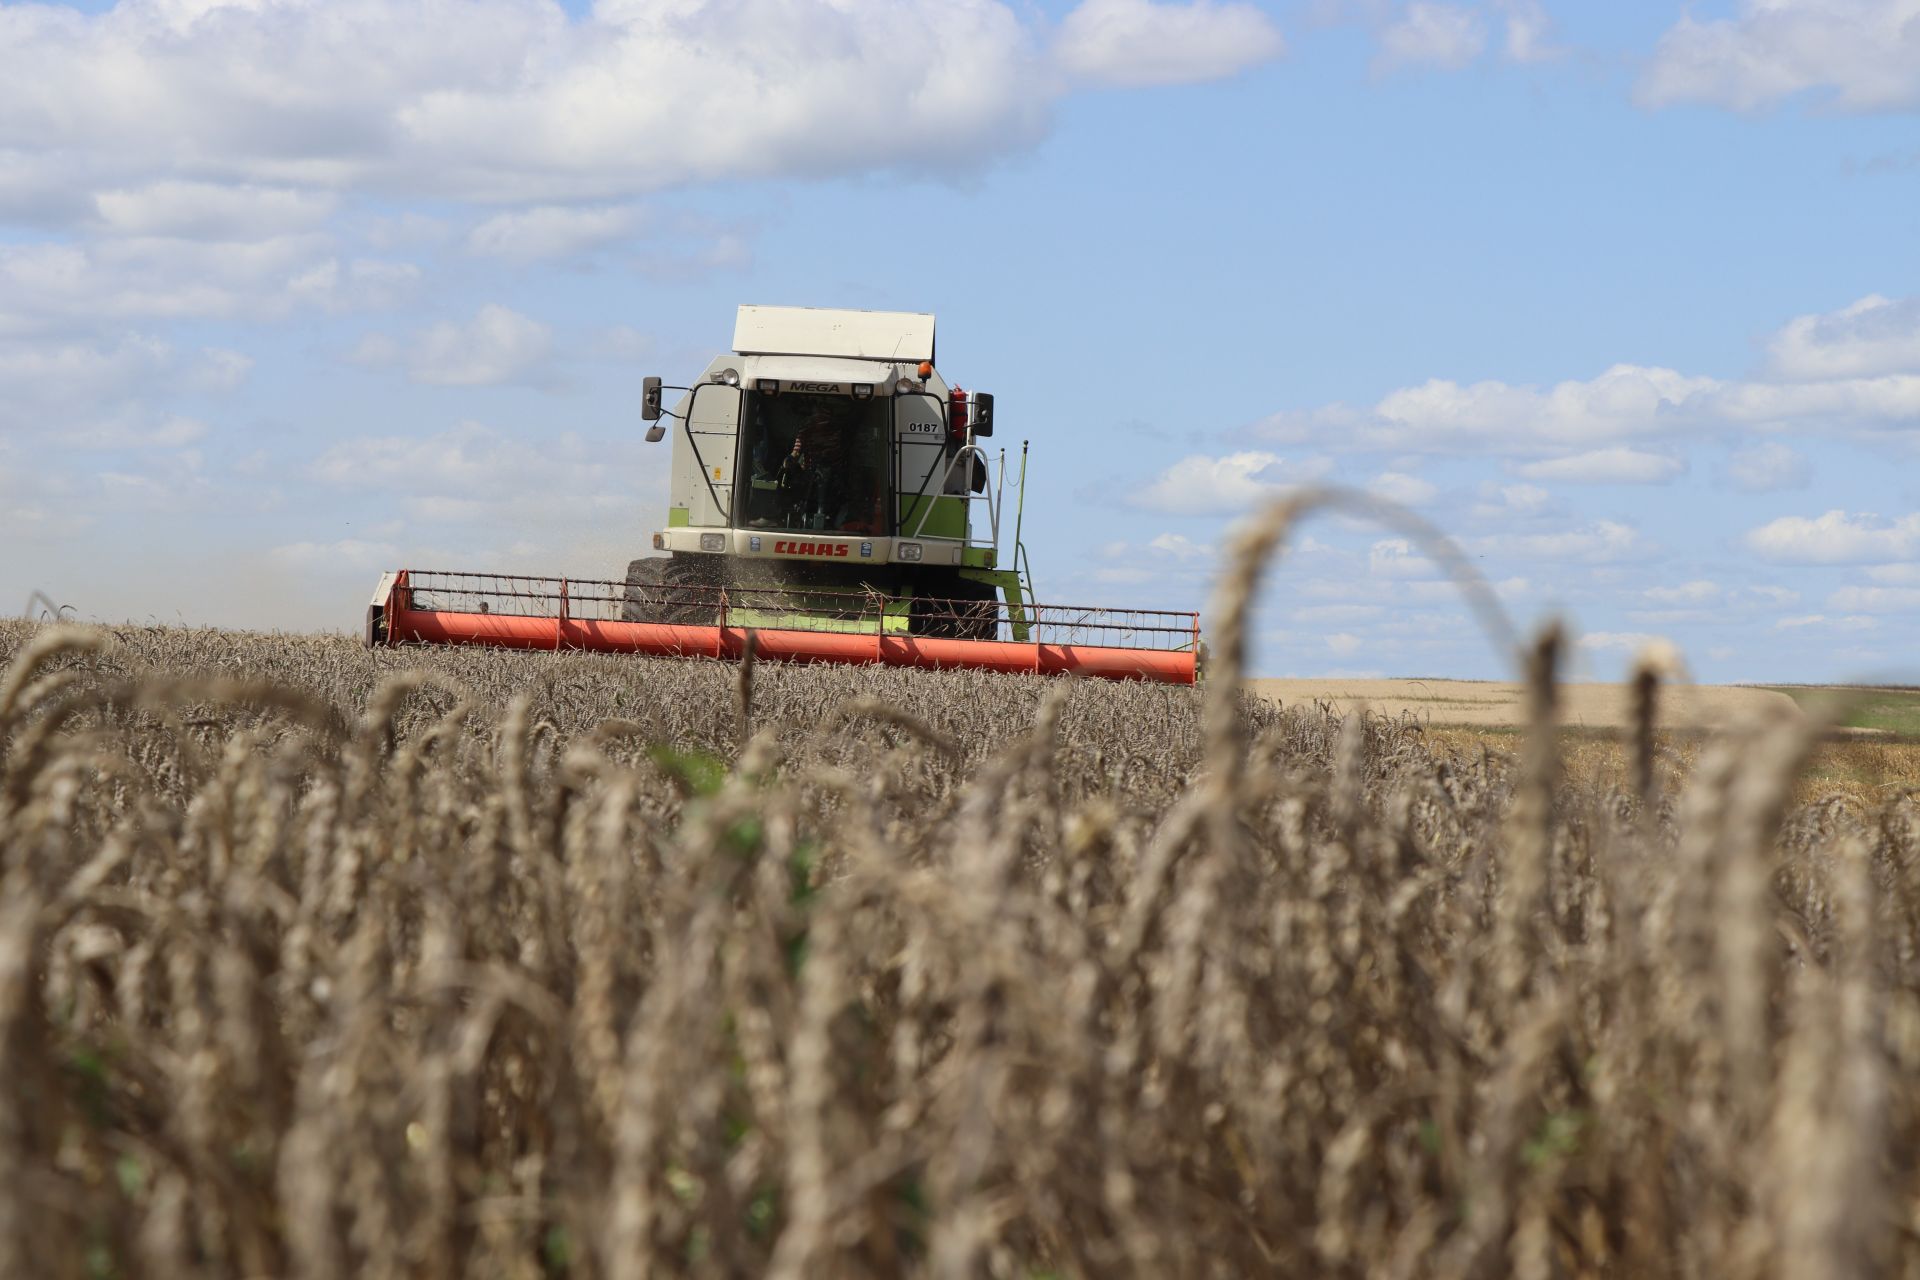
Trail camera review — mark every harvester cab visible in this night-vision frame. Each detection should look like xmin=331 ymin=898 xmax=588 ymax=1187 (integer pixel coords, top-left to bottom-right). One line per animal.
xmin=364 ymin=305 xmax=1201 ymax=683
xmin=632 ymin=305 xmax=1024 ymax=637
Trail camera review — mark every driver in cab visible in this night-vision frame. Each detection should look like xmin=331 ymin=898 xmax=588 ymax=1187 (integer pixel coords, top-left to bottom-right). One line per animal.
xmin=783 ymin=405 xmax=848 ymax=527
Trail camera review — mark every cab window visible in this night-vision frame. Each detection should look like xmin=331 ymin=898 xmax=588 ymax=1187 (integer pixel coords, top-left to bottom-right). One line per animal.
xmin=736 ymin=392 xmax=889 ymax=535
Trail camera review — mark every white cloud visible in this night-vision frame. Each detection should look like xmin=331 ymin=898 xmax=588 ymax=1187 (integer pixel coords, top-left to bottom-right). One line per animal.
xmin=98 ymin=462 xmax=214 ymax=514
xmin=0 ymin=236 xmax=417 ymax=335
xmin=467 ymin=204 xmax=643 ymax=261
xmin=1374 ymin=1 xmax=1487 ymax=72
xmin=1084 ymin=533 xmax=1219 ymax=587
xmin=1725 ymin=440 xmax=1811 ymax=492
xmin=590 ymin=325 xmax=658 ymax=362
xmin=1514 ymin=447 xmax=1685 ymax=484
xmin=0 ymin=238 xmax=284 ymax=332
xmin=285 ymin=257 xmax=421 ymax=313
xmin=631 ymin=231 xmax=753 ymax=283
xmin=1327 ymin=0 xmax=1547 ymax=71
xmin=92 ymin=181 xmax=337 ymax=240
xmin=1325 ymin=632 xmax=1364 ymax=656
xmin=1826 ymin=585 xmax=1920 ymax=611
xmin=1865 ymin=563 xmax=1920 ymax=584
xmin=1767 ymin=294 xmax=1920 ymax=381
xmin=65 ymin=414 xmax=209 ymax=451
xmin=1056 ymin=0 xmax=1285 ymax=86
xmin=310 ymin=421 xmax=641 ymax=525
xmin=1744 ymin=509 xmax=1920 ymax=564
xmin=1367 ymin=471 xmax=1438 ymax=505
xmin=0 ymin=331 xmax=165 ymax=402
xmin=1375 ymin=366 xmax=1710 ymax=445
xmin=0 ymin=451 xmax=87 ymax=545
xmin=1254 ymin=296 xmax=1920 ymax=458
xmin=1639 ymin=0 xmax=1920 ymax=113
xmin=1367 ymin=537 xmax=1438 ymax=578
xmin=356 ymin=304 xmax=553 ymax=387
xmin=1469 ymin=481 xmax=1550 ymax=520
xmin=1473 ymin=519 xmax=1647 ymax=563
xmin=1775 ymin=612 xmax=1878 ymax=630
xmin=1630 ymin=607 xmax=1717 ymax=625
xmin=1265 ymin=363 xmax=1723 ymax=454
xmin=1749 ymin=584 xmax=1802 ymax=606
xmin=269 ymin=539 xmax=404 ymax=573
xmin=1502 ymin=483 xmax=1549 ymax=512
xmin=1579 ymin=630 xmax=1666 ymax=653
xmin=1493 ymin=0 xmax=1558 ymax=62
xmin=1294 ymin=603 xmax=1385 ymax=624
xmin=1708 ymin=373 xmax=1920 ymax=427
xmin=0 ymin=151 xmax=94 ymax=227
xmin=1287 ymin=569 xmax=1530 ymax=613
xmin=0 ymin=332 xmax=250 ymax=435
xmin=1147 ymin=531 xmax=1215 ymax=559
xmin=362 ymin=212 xmax=453 ymax=250
xmin=0 ymin=0 xmax=1054 ymax=205
xmin=1130 ymin=450 xmax=1330 ymax=513
xmin=1645 ymin=579 xmax=1721 ymax=605
xmin=190 ymin=347 xmax=254 ymax=392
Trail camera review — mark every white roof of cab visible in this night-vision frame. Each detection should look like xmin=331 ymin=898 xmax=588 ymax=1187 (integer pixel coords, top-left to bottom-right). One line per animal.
xmin=734 ymin=305 xmax=935 ymax=363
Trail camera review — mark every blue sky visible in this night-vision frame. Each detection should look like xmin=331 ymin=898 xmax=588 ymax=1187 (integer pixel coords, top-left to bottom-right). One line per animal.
xmin=3 ymin=0 xmax=1918 ymax=682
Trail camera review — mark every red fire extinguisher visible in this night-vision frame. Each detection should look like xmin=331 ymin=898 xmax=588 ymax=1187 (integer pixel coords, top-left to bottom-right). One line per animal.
xmin=948 ymin=386 xmax=968 ymax=444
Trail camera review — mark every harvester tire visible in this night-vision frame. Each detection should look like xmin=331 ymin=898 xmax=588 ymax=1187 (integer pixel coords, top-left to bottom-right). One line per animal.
xmin=622 ymin=558 xmax=667 ymax=622
xmin=622 ymin=555 xmax=719 ymax=625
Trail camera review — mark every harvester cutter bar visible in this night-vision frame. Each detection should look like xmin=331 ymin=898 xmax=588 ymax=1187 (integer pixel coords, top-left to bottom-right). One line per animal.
xmin=367 ymin=569 xmax=1200 ymax=685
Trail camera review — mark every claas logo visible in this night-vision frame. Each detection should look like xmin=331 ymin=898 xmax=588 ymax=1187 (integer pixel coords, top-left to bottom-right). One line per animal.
xmin=772 ymin=540 xmax=850 ymax=557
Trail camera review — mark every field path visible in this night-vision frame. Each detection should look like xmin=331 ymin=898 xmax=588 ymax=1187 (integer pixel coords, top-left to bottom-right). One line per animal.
xmin=1247 ymin=678 xmax=1801 ymax=731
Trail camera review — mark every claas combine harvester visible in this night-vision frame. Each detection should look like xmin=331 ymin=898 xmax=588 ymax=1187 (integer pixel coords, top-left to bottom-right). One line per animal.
xmin=365 ymin=305 xmax=1200 ymax=684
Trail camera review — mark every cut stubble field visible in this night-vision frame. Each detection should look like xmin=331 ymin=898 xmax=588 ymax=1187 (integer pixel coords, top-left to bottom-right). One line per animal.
xmin=1254 ymin=676 xmax=1920 ymax=804
xmin=1254 ymin=677 xmax=1803 ymax=732
xmin=1766 ymin=684 xmax=1920 ymax=738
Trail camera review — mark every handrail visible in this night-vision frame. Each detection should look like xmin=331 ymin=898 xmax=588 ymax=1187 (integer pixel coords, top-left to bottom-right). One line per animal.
xmin=679 ymin=383 xmax=740 ymax=525
xmin=906 ymin=442 xmax=997 ymax=542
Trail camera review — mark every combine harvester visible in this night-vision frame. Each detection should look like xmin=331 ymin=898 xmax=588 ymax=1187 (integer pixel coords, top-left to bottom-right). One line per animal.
xmin=365 ymin=306 xmax=1199 ymax=684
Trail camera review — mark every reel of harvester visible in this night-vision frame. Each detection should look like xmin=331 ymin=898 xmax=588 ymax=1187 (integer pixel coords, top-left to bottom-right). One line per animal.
xmin=366 ymin=570 xmax=1199 ymax=684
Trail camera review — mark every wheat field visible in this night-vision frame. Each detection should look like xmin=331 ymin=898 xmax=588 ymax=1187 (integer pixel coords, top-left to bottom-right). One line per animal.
xmin=3 ymin=502 xmax=1918 ymax=1278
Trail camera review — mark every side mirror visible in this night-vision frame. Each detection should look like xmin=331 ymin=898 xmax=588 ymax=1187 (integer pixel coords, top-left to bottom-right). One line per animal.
xmin=645 ymin=422 xmax=666 ymax=443
xmin=971 ymin=391 xmax=993 ymax=437
xmin=642 ymin=376 xmax=662 ymax=421
xmin=969 ymin=455 xmax=987 ymax=493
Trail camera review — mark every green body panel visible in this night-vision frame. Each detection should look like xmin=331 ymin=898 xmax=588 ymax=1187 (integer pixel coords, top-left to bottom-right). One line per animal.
xmin=897 ymin=494 xmax=967 ymax=540
xmin=667 ymin=507 xmax=692 ymax=528
xmin=727 ymin=603 xmax=912 ymax=635
xmin=961 ymin=545 xmax=997 ymax=568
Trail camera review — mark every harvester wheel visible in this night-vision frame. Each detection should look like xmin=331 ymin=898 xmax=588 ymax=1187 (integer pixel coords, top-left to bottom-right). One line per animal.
xmin=622 ymin=558 xmax=668 ymax=622
xmin=622 ymin=556 xmax=720 ymax=625
xmin=663 ymin=554 xmax=723 ymax=624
